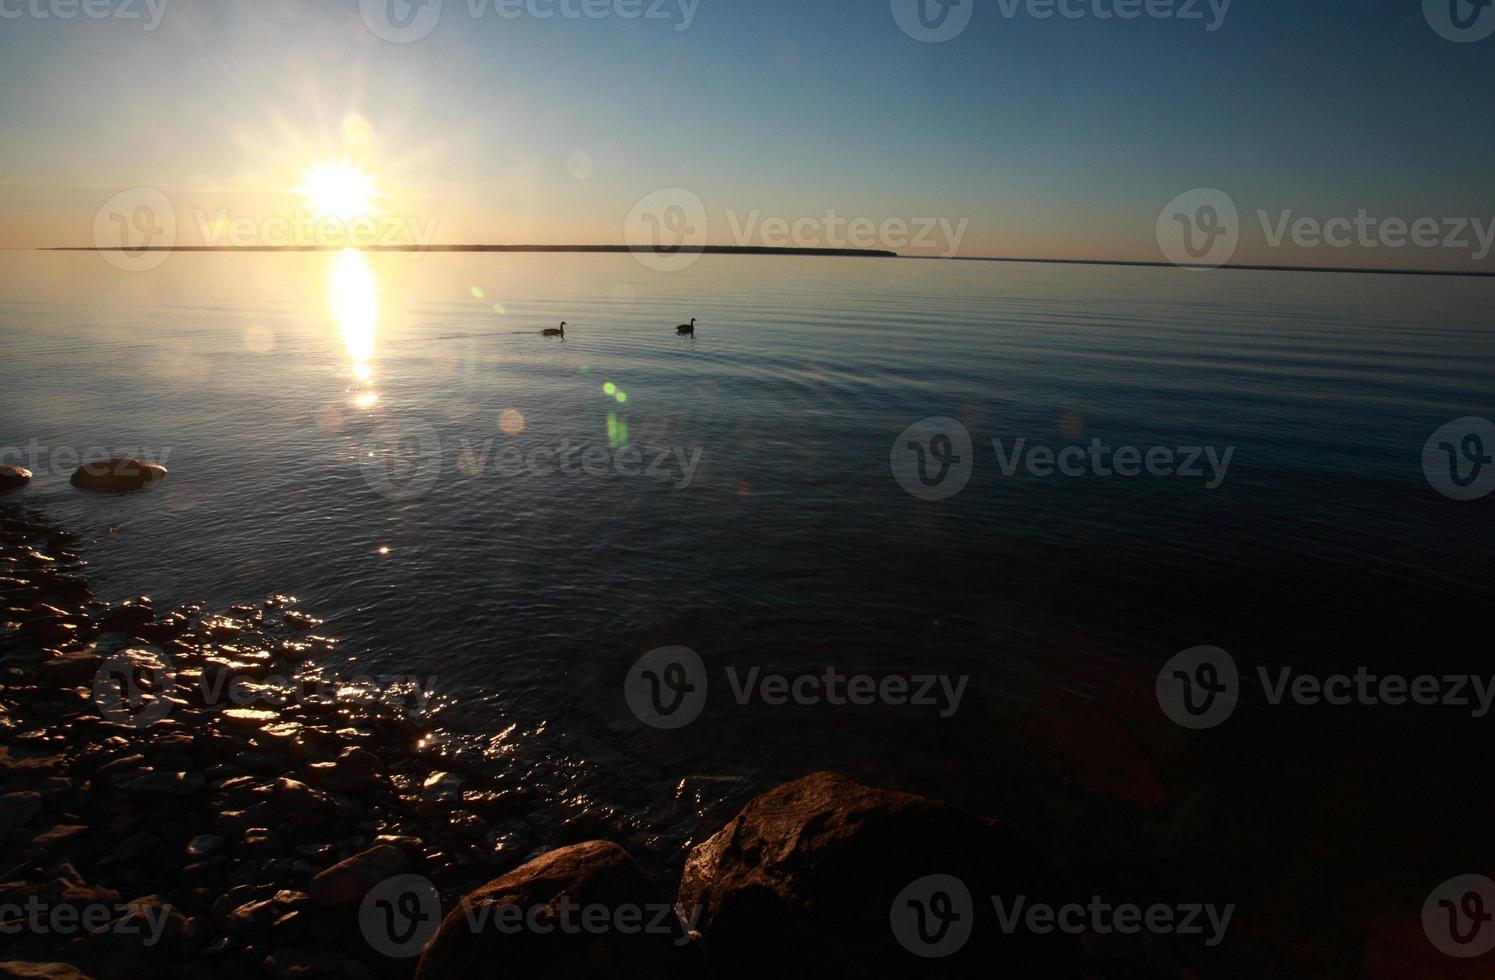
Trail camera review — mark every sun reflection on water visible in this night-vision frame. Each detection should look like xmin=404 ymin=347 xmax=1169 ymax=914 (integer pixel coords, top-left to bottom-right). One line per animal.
xmin=330 ymin=249 xmax=378 ymax=406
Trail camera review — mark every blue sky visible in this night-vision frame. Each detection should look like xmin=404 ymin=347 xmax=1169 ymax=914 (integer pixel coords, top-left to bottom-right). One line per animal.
xmin=1 ymin=0 xmax=1491 ymax=266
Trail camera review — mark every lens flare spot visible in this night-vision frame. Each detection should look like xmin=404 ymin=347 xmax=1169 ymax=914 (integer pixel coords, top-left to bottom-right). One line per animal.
xmin=500 ymin=409 xmax=526 ymax=435
xmin=603 ymin=382 xmax=617 ymax=396
xmin=471 ymin=286 xmax=485 ymax=299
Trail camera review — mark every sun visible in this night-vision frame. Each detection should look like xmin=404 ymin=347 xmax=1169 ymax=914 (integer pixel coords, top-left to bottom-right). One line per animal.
xmin=296 ymin=160 xmax=380 ymax=221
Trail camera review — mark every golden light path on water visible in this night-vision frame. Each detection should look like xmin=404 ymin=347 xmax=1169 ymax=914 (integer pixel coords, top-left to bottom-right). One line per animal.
xmin=330 ymin=248 xmax=378 ymax=407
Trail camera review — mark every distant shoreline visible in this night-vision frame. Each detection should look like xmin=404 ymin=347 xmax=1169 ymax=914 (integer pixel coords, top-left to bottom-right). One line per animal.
xmin=31 ymin=245 xmax=1495 ymax=277
xmin=42 ymin=244 xmax=898 ymax=258
xmin=915 ymin=254 xmax=1495 ymax=279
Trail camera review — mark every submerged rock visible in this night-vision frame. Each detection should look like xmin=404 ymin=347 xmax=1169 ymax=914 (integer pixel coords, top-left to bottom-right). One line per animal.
xmin=0 ymin=465 xmax=32 ymax=492
xmin=416 ymin=841 xmax=699 ymax=980
xmin=309 ymin=844 xmax=410 ymax=908
xmin=677 ymin=771 xmax=1074 ymax=977
xmin=68 ymin=459 xmax=167 ymax=493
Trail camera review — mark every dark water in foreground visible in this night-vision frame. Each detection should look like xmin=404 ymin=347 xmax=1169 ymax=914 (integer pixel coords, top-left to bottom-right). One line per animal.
xmin=3 ymin=251 xmax=1492 ymax=972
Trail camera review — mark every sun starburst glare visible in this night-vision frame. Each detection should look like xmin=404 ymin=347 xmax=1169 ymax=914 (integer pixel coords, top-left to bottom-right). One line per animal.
xmin=296 ymin=160 xmax=381 ymax=221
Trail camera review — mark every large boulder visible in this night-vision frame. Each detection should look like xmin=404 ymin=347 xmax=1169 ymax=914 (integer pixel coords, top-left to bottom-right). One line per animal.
xmin=416 ymin=841 xmax=700 ymax=979
xmin=69 ymin=459 xmax=166 ymax=493
xmin=0 ymin=465 xmax=31 ymax=492
xmin=677 ymin=771 xmax=1075 ymax=977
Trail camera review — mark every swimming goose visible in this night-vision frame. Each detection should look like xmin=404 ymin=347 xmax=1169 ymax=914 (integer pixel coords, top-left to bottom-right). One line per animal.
xmin=543 ymin=322 xmax=566 ymax=337
xmin=676 ymin=318 xmax=696 ymax=335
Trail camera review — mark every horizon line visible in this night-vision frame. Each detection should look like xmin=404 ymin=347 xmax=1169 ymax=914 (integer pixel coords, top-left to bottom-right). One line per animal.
xmin=30 ymin=245 xmax=1495 ymax=278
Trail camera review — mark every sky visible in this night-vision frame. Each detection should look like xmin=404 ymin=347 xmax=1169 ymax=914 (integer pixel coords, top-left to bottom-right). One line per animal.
xmin=0 ymin=0 xmax=1492 ymax=269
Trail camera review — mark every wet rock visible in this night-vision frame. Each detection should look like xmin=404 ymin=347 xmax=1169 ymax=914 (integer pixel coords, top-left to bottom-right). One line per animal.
xmin=187 ymin=833 xmax=225 ymax=859
xmin=0 ymin=791 xmax=44 ymax=834
xmin=99 ymin=602 xmax=154 ymax=633
xmin=68 ymin=459 xmax=167 ymax=493
xmin=261 ymin=948 xmax=344 ymax=979
xmin=28 ymin=823 xmax=90 ymax=855
xmin=0 ymin=465 xmax=32 ymax=492
xmin=112 ymin=770 xmax=207 ymax=797
xmin=421 ymin=771 xmax=464 ymax=803
xmin=303 ymin=746 xmax=383 ymax=795
xmin=36 ymin=650 xmax=104 ymax=686
xmin=224 ymin=897 xmax=281 ymax=943
xmin=0 ymin=964 xmax=91 ymax=979
xmin=676 ymin=772 xmax=1070 ymax=977
xmin=308 ymin=844 xmax=409 ymax=908
xmin=416 ymin=841 xmax=698 ymax=980
xmin=275 ymin=777 xmax=335 ymax=820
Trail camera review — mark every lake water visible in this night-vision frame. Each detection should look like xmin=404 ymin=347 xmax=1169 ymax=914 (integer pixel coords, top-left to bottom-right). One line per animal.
xmin=3 ymin=250 xmax=1493 ymax=971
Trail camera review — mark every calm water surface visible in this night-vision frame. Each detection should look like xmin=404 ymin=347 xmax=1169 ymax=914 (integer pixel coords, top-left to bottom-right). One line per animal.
xmin=3 ymin=251 xmax=1492 ymax=969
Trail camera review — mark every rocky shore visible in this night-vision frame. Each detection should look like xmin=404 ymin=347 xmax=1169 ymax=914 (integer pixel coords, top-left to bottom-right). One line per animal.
xmin=1 ymin=503 xmax=1078 ymax=978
